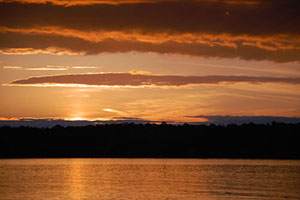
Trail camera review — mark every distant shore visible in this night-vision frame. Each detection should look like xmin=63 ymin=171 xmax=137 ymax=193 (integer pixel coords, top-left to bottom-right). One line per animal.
xmin=1 ymin=123 xmax=300 ymax=159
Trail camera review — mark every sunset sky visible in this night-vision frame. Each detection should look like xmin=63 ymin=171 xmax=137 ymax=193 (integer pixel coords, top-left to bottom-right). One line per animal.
xmin=0 ymin=0 xmax=300 ymax=124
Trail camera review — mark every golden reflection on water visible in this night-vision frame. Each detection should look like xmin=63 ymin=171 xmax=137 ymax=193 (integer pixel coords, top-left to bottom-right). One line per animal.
xmin=68 ymin=162 xmax=84 ymax=199
xmin=0 ymin=159 xmax=300 ymax=200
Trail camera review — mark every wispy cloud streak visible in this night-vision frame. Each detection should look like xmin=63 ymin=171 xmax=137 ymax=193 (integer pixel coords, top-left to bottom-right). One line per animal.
xmin=2 ymin=65 xmax=69 ymax=70
xmin=2 ymin=65 xmax=98 ymax=70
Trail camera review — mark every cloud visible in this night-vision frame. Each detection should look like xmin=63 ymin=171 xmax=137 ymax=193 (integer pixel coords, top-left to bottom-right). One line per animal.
xmin=7 ymin=73 xmax=300 ymax=87
xmin=0 ymin=0 xmax=263 ymax=6
xmin=130 ymin=70 xmax=152 ymax=75
xmin=0 ymin=0 xmax=299 ymax=62
xmin=71 ymin=66 xmax=98 ymax=69
xmin=1 ymin=115 xmax=299 ymax=127
xmin=2 ymin=65 xmax=69 ymax=70
xmin=103 ymin=108 xmax=125 ymax=115
xmin=1 ymin=1 xmax=299 ymax=35
xmin=1 ymin=32 xmax=299 ymax=62
xmin=0 ymin=47 xmax=80 ymax=55
xmin=0 ymin=117 xmax=161 ymax=127
xmin=188 ymin=115 xmax=300 ymax=125
xmin=27 ymin=65 xmax=69 ymax=71
xmin=6 ymin=26 xmax=295 ymax=50
xmin=2 ymin=65 xmax=99 ymax=70
xmin=0 ymin=0 xmax=154 ymax=6
xmin=3 ymin=66 xmax=23 ymax=70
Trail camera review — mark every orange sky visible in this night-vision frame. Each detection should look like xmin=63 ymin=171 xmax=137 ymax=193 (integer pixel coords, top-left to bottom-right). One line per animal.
xmin=0 ymin=0 xmax=300 ymax=123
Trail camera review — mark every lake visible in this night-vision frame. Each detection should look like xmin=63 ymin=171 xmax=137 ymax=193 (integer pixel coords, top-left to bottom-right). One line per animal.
xmin=0 ymin=159 xmax=300 ymax=200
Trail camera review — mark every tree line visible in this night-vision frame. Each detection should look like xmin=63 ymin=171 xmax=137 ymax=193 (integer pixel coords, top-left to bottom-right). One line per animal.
xmin=0 ymin=122 xmax=299 ymax=159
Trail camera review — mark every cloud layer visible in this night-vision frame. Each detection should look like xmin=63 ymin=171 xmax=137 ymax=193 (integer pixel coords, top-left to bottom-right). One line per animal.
xmin=2 ymin=65 xmax=98 ymax=70
xmin=9 ymin=73 xmax=300 ymax=87
xmin=0 ymin=118 xmax=160 ymax=128
xmin=1 ymin=0 xmax=299 ymax=35
xmin=1 ymin=115 xmax=300 ymax=127
xmin=0 ymin=0 xmax=300 ymax=62
xmin=189 ymin=115 xmax=300 ymax=125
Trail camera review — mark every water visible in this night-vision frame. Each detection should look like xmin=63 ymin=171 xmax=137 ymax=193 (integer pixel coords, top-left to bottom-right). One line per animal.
xmin=0 ymin=159 xmax=300 ymax=200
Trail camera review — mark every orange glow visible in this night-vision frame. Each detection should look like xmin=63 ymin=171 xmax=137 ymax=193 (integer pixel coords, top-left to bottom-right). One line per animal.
xmin=68 ymin=117 xmax=86 ymax=121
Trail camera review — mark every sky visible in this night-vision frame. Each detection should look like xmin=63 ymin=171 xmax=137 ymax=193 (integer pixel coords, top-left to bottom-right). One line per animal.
xmin=0 ymin=0 xmax=300 ymax=124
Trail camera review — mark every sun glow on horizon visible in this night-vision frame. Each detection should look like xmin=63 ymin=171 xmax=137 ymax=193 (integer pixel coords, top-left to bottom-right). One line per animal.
xmin=67 ymin=117 xmax=86 ymax=121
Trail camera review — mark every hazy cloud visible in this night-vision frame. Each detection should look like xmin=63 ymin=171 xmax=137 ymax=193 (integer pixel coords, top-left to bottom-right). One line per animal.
xmin=8 ymin=73 xmax=300 ymax=87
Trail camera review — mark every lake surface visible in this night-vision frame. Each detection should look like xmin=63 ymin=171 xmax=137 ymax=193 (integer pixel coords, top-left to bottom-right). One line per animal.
xmin=0 ymin=159 xmax=300 ymax=200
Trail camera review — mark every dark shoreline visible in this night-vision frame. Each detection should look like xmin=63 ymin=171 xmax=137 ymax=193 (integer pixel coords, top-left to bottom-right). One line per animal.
xmin=1 ymin=122 xmax=300 ymax=159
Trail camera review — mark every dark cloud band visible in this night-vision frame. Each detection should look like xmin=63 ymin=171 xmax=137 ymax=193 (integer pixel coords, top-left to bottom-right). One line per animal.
xmin=1 ymin=32 xmax=299 ymax=63
xmin=1 ymin=1 xmax=300 ymax=35
xmin=9 ymin=73 xmax=300 ymax=87
xmin=188 ymin=115 xmax=300 ymax=125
